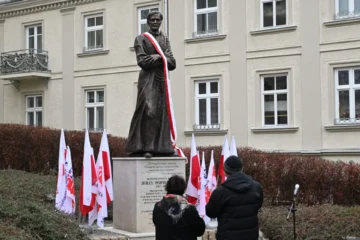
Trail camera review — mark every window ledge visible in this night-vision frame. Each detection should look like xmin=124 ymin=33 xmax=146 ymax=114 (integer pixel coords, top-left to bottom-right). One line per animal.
xmin=250 ymin=25 xmax=297 ymax=35
xmin=324 ymin=17 xmax=360 ymax=27
xmin=324 ymin=124 xmax=360 ymax=132
xmin=251 ymin=126 xmax=299 ymax=134
xmin=77 ymin=49 xmax=109 ymax=57
xmin=184 ymin=34 xmax=227 ymax=43
xmin=184 ymin=129 xmax=228 ymax=136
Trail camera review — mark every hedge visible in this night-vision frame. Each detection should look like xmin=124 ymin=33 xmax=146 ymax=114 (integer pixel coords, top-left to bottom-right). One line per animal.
xmin=0 ymin=124 xmax=360 ymax=206
xmin=259 ymin=204 xmax=360 ymax=240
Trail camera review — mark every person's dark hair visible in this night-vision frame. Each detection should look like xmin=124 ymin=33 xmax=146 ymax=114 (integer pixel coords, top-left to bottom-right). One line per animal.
xmin=147 ymin=11 xmax=163 ymax=22
xmin=165 ymin=175 xmax=186 ymax=195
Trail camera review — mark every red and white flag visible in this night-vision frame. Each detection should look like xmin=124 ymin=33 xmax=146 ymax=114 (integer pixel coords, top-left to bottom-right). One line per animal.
xmin=89 ymin=149 xmax=107 ymax=227
xmin=230 ymin=136 xmax=238 ymax=157
xmin=89 ymin=130 xmax=113 ymax=228
xmin=185 ymin=134 xmax=200 ymax=205
xmin=142 ymin=32 xmax=187 ymax=163
xmin=80 ymin=129 xmax=97 ymax=216
xmin=99 ymin=129 xmax=113 ymax=204
xmin=197 ymin=152 xmax=210 ymax=223
xmin=206 ymin=150 xmax=217 ymax=203
xmin=64 ymin=146 xmax=76 ymax=214
xmin=218 ymin=135 xmax=230 ymax=183
xmin=56 ymin=129 xmax=67 ymax=211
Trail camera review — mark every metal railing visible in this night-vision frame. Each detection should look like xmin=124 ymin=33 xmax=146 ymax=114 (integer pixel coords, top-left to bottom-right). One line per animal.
xmin=0 ymin=49 xmax=49 ymax=74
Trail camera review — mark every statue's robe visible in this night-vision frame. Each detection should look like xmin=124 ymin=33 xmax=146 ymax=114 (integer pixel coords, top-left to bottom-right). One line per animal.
xmin=125 ymin=30 xmax=176 ymax=155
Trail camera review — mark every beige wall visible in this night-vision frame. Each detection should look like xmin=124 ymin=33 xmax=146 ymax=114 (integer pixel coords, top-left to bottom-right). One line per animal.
xmin=1 ymin=0 xmax=360 ymax=161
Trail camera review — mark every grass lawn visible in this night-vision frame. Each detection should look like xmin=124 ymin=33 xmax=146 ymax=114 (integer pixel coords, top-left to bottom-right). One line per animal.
xmin=0 ymin=170 xmax=88 ymax=240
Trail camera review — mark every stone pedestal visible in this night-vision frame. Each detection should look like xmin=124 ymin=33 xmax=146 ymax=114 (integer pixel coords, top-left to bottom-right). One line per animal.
xmin=112 ymin=156 xmax=186 ymax=235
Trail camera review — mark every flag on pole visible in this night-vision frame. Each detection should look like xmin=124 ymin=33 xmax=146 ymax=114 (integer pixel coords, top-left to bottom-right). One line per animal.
xmin=230 ymin=136 xmax=238 ymax=156
xmin=99 ymin=129 xmax=113 ymax=204
xmin=89 ymin=148 xmax=107 ymax=227
xmin=185 ymin=134 xmax=200 ymax=205
xmin=218 ymin=135 xmax=230 ymax=183
xmin=197 ymin=152 xmax=210 ymax=224
xmin=64 ymin=146 xmax=76 ymax=214
xmin=56 ymin=129 xmax=67 ymax=211
xmin=206 ymin=150 xmax=217 ymax=203
xmin=80 ymin=129 xmax=97 ymax=216
xmin=89 ymin=130 xmax=113 ymax=228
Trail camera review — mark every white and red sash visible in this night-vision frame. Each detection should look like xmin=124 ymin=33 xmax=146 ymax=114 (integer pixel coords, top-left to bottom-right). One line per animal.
xmin=143 ymin=32 xmax=186 ymax=162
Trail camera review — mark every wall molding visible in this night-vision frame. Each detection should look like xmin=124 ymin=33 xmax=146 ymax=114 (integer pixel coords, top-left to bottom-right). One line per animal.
xmin=0 ymin=0 xmax=105 ymax=19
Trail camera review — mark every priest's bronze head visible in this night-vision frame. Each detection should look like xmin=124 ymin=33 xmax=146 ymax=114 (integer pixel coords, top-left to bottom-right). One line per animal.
xmin=147 ymin=11 xmax=163 ymax=32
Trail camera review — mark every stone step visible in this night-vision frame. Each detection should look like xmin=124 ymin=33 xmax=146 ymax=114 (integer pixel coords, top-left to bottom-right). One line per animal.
xmin=88 ymin=226 xmax=267 ymax=240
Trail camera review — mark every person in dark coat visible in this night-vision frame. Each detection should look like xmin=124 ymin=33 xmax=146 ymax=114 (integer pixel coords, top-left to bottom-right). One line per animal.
xmin=206 ymin=156 xmax=263 ymax=240
xmin=153 ymin=175 xmax=206 ymax=240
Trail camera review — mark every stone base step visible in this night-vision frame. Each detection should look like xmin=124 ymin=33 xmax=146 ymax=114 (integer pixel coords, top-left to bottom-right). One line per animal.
xmin=87 ymin=226 xmax=267 ymax=240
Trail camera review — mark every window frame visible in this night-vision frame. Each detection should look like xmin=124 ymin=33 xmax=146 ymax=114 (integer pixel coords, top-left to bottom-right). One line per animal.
xmin=194 ymin=79 xmax=220 ymax=130
xmin=335 ymin=0 xmax=360 ymax=19
xmin=193 ymin=0 xmax=219 ymax=37
xmin=84 ymin=14 xmax=104 ymax=52
xmin=261 ymin=74 xmax=289 ymax=127
xmin=137 ymin=5 xmax=160 ymax=35
xmin=25 ymin=95 xmax=43 ymax=127
xmin=26 ymin=24 xmax=42 ymax=51
xmin=334 ymin=67 xmax=360 ymax=124
xmin=260 ymin=0 xmax=288 ymax=29
xmin=85 ymin=89 xmax=105 ymax=131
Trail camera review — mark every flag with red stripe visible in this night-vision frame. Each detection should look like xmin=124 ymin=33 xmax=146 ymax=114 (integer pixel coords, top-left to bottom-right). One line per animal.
xmin=219 ymin=135 xmax=230 ymax=183
xmin=186 ymin=134 xmax=200 ymax=205
xmin=80 ymin=129 xmax=97 ymax=216
xmin=56 ymin=129 xmax=67 ymax=212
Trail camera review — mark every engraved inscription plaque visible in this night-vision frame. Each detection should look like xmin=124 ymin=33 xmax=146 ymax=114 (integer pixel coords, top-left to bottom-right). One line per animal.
xmin=112 ymin=157 xmax=186 ymax=234
xmin=137 ymin=160 xmax=184 ymax=232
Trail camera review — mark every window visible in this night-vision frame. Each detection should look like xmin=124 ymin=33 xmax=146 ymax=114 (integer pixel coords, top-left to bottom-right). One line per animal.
xmin=261 ymin=75 xmax=288 ymax=126
xmin=26 ymin=25 xmax=42 ymax=51
xmin=84 ymin=15 xmax=103 ymax=51
xmin=85 ymin=89 xmax=104 ymax=131
xmin=26 ymin=95 xmax=42 ymax=126
xmin=335 ymin=67 xmax=360 ymax=124
xmin=261 ymin=0 xmax=287 ymax=28
xmin=335 ymin=0 xmax=360 ymax=19
xmin=138 ymin=6 xmax=159 ymax=34
xmin=194 ymin=0 xmax=218 ymax=37
xmin=194 ymin=80 xmax=220 ymax=130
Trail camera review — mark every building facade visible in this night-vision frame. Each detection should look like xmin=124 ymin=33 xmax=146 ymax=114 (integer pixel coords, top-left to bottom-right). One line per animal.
xmin=1 ymin=0 xmax=360 ymax=162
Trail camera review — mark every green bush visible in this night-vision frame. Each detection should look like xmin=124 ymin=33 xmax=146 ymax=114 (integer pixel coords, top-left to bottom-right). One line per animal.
xmin=0 ymin=124 xmax=127 ymax=176
xmin=0 ymin=170 xmax=88 ymax=240
xmin=259 ymin=204 xmax=360 ymax=240
xmin=1 ymin=124 xmax=360 ymax=206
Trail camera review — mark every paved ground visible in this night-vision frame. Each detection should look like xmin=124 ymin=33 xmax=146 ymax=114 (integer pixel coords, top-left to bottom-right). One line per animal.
xmin=86 ymin=227 xmax=267 ymax=240
xmin=83 ymin=220 xmax=267 ymax=240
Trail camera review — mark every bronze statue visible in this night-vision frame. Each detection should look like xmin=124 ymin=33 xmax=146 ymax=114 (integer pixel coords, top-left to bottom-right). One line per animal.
xmin=126 ymin=11 xmax=177 ymax=158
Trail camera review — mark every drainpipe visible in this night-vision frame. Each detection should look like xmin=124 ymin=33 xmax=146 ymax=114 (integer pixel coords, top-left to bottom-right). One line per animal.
xmin=164 ymin=0 xmax=169 ymax=36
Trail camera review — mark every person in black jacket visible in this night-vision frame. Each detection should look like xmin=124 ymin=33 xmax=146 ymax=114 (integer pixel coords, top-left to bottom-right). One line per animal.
xmin=153 ymin=175 xmax=206 ymax=240
xmin=206 ymin=155 xmax=263 ymax=240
